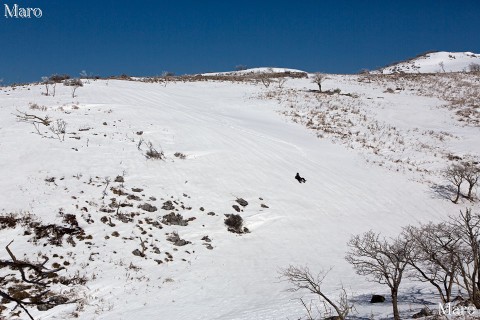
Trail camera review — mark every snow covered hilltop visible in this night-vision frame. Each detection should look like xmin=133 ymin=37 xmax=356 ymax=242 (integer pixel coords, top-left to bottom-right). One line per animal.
xmin=377 ymin=51 xmax=480 ymax=74
xmin=1 ymin=52 xmax=480 ymax=319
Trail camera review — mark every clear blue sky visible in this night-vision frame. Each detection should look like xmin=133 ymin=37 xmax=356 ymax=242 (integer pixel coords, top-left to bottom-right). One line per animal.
xmin=1 ymin=0 xmax=479 ymax=83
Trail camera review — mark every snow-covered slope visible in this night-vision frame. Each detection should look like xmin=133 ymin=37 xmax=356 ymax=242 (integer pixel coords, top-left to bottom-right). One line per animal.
xmin=0 ymin=72 xmax=479 ymax=319
xmin=378 ymin=51 xmax=480 ymax=74
xmin=202 ymin=67 xmax=307 ymax=76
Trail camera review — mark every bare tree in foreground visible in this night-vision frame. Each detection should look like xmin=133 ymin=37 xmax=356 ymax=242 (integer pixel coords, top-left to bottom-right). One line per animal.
xmin=403 ymin=222 xmax=460 ymax=304
xmin=0 ymin=241 xmax=84 ymax=319
xmin=448 ymin=208 xmax=480 ymax=308
xmin=346 ymin=231 xmax=413 ymax=320
xmin=280 ymin=265 xmax=353 ymax=320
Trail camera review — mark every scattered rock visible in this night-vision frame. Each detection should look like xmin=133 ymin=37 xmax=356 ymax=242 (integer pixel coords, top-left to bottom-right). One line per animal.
xmin=132 ymin=249 xmax=144 ymax=257
xmin=127 ymin=194 xmax=141 ymax=201
xmin=412 ymin=307 xmax=432 ymax=319
xmin=167 ymin=232 xmax=191 ymax=246
xmin=235 ymin=198 xmax=248 ymax=207
xmin=138 ymin=203 xmax=157 ymax=212
xmin=161 ymin=200 xmax=175 ymax=211
xmin=225 ymin=214 xmax=245 ymax=233
xmin=132 ymin=188 xmax=144 ymax=192
xmin=370 ymin=295 xmax=385 ymax=303
xmin=199 ymin=207 xmax=205 ymax=211
xmin=201 ymin=235 xmax=211 ymax=242
xmin=114 ymin=176 xmax=124 ymax=183
xmin=261 ymin=204 xmax=269 ymax=208
xmin=207 ymin=212 xmax=215 ymax=216
xmin=45 ymin=177 xmax=56 ymax=183
xmin=149 ymin=196 xmax=157 ymax=201
xmin=111 ymin=187 xmax=128 ymax=196
xmin=232 ymin=205 xmax=241 ymax=212
xmin=162 ymin=212 xmax=188 ymax=226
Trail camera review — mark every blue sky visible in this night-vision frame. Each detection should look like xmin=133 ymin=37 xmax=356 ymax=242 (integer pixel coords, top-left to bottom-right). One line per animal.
xmin=1 ymin=0 xmax=479 ymax=83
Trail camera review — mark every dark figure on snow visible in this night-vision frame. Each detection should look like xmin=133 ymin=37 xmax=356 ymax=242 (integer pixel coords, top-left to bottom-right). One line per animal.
xmin=295 ymin=172 xmax=306 ymax=183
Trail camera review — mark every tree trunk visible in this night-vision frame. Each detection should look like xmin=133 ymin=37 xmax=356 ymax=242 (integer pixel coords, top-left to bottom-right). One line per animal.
xmin=318 ymin=83 xmax=322 ymax=92
xmin=391 ymin=289 xmax=400 ymax=320
xmin=453 ymin=184 xmax=461 ymax=203
xmin=467 ymin=183 xmax=474 ymax=200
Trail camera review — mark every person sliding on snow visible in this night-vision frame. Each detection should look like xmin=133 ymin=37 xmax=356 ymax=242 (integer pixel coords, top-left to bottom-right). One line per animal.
xmin=295 ymin=172 xmax=306 ymax=183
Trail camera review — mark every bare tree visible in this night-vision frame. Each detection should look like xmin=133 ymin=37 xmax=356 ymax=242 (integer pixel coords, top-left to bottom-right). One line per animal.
xmin=280 ymin=265 xmax=353 ymax=320
xmin=439 ymin=61 xmax=446 ymax=73
xmin=311 ymin=73 xmax=325 ymax=92
xmin=235 ymin=65 xmax=247 ymax=71
xmin=276 ymin=77 xmax=287 ymax=89
xmin=80 ymin=70 xmax=90 ymax=84
xmin=258 ymin=73 xmax=272 ymax=88
xmin=51 ymin=81 xmax=56 ymax=97
xmin=346 ymin=231 xmax=413 ymax=320
xmin=41 ymin=76 xmax=51 ymax=96
xmin=445 ymin=164 xmax=465 ymax=203
xmin=14 ymin=109 xmax=51 ymax=136
xmin=448 ymin=209 xmax=480 ymax=307
xmin=462 ymin=162 xmax=480 ymax=200
xmin=64 ymin=78 xmax=83 ymax=98
xmin=0 ymin=241 xmax=83 ymax=319
xmin=161 ymin=71 xmax=175 ymax=87
xmin=403 ymin=222 xmax=460 ymax=303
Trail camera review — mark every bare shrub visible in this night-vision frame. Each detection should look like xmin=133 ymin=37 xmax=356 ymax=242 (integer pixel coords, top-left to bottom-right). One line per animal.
xmin=49 ymin=119 xmax=67 ymax=141
xmin=145 ymin=142 xmax=165 ymax=160
xmin=224 ymin=214 xmax=243 ymax=232
xmin=14 ymin=109 xmax=51 ymax=136
xmin=469 ymin=63 xmax=480 ymax=72
xmin=258 ymin=73 xmax=272 ymax=88
xmin=276 ymin=77 xmax=287 ymax=89
xmin=49 ymin=74 xmax=70 ymax=83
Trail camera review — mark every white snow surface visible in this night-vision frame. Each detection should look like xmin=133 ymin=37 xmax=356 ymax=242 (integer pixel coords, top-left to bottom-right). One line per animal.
xmin=202 ymin=67 xmax=307 ymax=76
xmin=0 ymin=73 xmax=479 ymax=320
xmin=378 ymin=51 xmax=480 ymax=74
